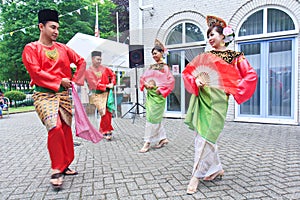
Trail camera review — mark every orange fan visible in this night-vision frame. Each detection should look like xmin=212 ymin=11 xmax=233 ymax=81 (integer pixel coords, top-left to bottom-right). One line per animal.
xmin=185 ymin=53 xmax=240 ymax=95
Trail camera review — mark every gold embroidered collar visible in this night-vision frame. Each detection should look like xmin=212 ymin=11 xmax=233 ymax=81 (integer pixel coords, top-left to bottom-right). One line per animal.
xmin=209 ymin=50 xmax=243 ymax=64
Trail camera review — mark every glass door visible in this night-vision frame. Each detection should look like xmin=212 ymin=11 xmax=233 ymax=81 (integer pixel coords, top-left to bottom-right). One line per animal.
xmin=268 ymin=40 xmax=293 ymax=117
xmin=238 ymin=38 xmax=294 ymax=120
xmin=239 ymin=43 xmax=261 ymax=116
xmin=165 ymin=47 xmax=204 ymax=117
xmin=166 ymin=50 xmax=181 ymax=114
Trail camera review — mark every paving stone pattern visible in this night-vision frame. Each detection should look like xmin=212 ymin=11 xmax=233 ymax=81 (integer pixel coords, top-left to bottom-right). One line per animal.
xmin=0 ymin=112 xmax=300 ymax=199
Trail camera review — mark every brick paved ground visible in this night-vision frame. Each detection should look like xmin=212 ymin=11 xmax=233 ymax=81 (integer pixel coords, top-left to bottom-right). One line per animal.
xmin=0 ymin=112 xmax=300 ymax=199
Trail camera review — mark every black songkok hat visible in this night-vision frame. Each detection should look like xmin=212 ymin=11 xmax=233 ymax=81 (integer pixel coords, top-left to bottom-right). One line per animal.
xmin=38 ymin=9 xmax=59 ymax=24
xmin=91 ymin=51 xmax=102 ymax=57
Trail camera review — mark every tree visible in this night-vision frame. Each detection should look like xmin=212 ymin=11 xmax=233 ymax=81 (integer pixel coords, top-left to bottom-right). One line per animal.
xmin=92 ymin=0 xmax=117 ymax=39
xmin=110 ymin=0 xmax=129 ymax=43
xmin=57 ymin=0 xmax=95 ymax=43
xmin=0 ymin=0 xmax=57 ymax=81
xmin=0 ymin=0 xmax=119 ymax=81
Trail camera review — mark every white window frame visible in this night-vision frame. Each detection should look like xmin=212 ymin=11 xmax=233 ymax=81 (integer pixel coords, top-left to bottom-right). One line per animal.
xmin=234 ymin=6 xmax=299 ymax=125
xmin=235 ymin=6 xmax=299 ymax=42
xmin=165 ymin=21 xmax=206 ymax=49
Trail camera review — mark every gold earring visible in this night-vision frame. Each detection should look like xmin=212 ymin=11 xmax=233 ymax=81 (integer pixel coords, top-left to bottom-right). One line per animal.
xmin=220 ymin=41 xmax=225 ymax=47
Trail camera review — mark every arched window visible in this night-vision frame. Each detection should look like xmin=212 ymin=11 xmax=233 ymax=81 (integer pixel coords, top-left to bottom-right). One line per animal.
xmin=166 ymin=23 xmax=183 ymax=45
xmin=164 ymin=22 xmax=205 ymax=117
xmin=236 ymin=8 xmax=297 ymax=124
xmin=267 ymin=8 xmax=295 ymax=33
xmin=239 ymin=10 xmax=263 ymax=36
xmin=239 ymin=9 xmax=295 ymax=36
xmin=166 ymin=22 xmax=204 ymax=45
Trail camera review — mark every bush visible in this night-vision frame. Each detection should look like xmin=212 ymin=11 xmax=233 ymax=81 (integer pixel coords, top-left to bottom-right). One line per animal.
xmin=16 ymin=96 xmax=34 ymax=107
xmin=4 ymin=91 xmax=26 ymax=107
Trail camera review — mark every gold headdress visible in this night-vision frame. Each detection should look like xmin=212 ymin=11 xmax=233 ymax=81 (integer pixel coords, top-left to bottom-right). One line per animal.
xmin=206 ymin=15 xmax=227 ymax=28
xmin=206 ymin=15 xmax=235 ymax=46
xmin=154 ymin=39 xmax=165 ymax=51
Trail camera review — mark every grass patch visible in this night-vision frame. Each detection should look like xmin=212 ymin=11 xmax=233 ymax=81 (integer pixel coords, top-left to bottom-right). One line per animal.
xmin=4 ymin=106 xmax=35 ymax=114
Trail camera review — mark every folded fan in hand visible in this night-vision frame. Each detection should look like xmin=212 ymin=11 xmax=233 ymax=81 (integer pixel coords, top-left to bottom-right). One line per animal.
xmin=142 ymin=68 xmax=168 ymax=87
xmin=186 ymin=53 xmax=240 ymax=95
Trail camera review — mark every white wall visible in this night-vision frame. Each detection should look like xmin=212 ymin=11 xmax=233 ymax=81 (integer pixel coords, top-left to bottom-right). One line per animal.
xmin=130 ymin=0 xmax=300 ymax=123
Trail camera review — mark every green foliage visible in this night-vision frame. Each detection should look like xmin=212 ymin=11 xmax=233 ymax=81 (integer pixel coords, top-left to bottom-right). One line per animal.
xmin=111 ymin=0 xmax=129 ymax=43
xmin=97 ymin=1 xmax=117 ymax=39
xmin=57 ymin=0 xmax=95 ymax=43
xmin=5 ymin=90 xmax=26 ymax=101
xmin=4 ymin=90 xmax=26 ymax=107
xmin=0 ymin=0 xmax=129 ymax=81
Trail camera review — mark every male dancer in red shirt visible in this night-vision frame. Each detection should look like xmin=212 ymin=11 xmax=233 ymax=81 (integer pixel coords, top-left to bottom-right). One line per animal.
xmin=22 ymin=9 xmax=86 ymax=189
xmin=85 ymin=51 xmax=116 ymax=140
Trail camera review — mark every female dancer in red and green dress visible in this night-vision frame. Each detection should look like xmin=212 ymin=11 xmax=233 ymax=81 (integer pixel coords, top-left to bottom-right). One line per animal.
xmin=139 ymin=39 xmax=175 ymax=153
xmin=183 ymin=15 xmax=258 ymax=194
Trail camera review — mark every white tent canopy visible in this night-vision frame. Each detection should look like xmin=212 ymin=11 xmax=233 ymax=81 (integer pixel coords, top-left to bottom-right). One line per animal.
xmin=67 ymin=32 xmax=129 ymax=69
xmin=67 ymin=33 xmax=133 ymax=118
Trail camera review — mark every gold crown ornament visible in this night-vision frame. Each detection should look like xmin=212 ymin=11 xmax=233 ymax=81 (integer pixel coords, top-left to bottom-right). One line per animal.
xmin=206 ymin=15 xmax=227 ymax=28
xmin=154 ymin=39 xmax=165 ymax=50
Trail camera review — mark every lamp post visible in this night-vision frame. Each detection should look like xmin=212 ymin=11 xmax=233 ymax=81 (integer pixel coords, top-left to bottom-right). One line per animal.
xmin=8 ymin=78 xmax=11 ymax=91
xmin=116 ymin=11 xmax=119 ymax=43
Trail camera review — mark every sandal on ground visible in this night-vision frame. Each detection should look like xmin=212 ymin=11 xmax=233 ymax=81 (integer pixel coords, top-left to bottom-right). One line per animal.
xmin=154 ymin=139 xmax=169 ymax=149
xmin=186 ymin=176 xmax=199 ymax=195
xmin=203 ymin=170 xmax=224 ymax=181
xmin=139 ymin=142 xmax=150 ymax=153
xmin=63 ymin=167 xmax=78 ymax=176
xmin=106 ymin=133 xmax=112 ymax=141
xmin=50 ymin=173 xmax=63 ymax=189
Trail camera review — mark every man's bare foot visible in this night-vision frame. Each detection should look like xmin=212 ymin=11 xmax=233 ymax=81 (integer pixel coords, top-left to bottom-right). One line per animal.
xmin=50 ymin=169 xmax=63 ymax=189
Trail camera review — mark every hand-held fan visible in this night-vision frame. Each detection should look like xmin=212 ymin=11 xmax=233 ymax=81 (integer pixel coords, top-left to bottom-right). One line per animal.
xmin=185 ymin=53 xmax=240 ymax=95
xmin=141 ymin=65 xmax=174 ymax=90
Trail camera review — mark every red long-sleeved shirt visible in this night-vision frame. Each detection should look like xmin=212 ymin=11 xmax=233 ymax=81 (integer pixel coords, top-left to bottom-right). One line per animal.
xmin=22 ymin=41 xmax=86 ymax=91
xmin=85 ymin=65 xmax=116 ymax=91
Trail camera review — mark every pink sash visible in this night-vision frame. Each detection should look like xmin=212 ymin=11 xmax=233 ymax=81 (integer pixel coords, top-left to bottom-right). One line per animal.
xmin=72 ymin=84 xmax=103 ymax=143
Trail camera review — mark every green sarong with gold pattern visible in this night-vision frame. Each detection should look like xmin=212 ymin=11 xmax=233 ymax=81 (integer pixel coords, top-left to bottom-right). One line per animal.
xmin=146 ymin=87 xmax=166 ymax=124
xmin=184 ymin=86 xmax=229 ymax=144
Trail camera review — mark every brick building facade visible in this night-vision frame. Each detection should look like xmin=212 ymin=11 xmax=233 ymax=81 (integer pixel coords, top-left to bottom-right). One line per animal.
xmin=129 ymin=0 xmax=300 ymax=125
